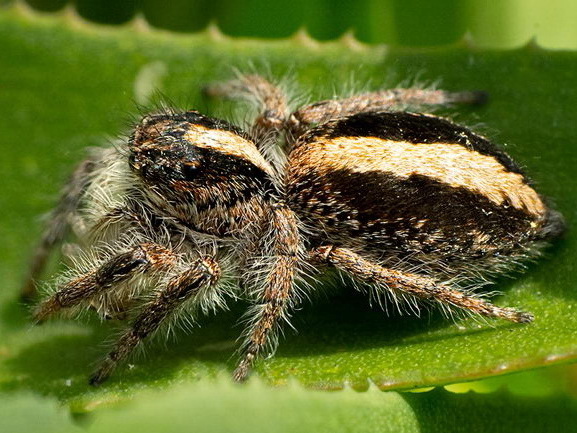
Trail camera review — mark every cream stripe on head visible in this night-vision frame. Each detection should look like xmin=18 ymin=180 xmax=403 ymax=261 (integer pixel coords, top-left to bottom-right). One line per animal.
xmin=184 ymin=124 xmax=274 ymax=176
xmin=301 ymin=137 xmax=545 ymax=216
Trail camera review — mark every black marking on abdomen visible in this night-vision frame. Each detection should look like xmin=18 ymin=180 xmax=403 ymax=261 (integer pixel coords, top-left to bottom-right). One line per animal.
xmin=288 ymin=168 xmax=543 ymax=257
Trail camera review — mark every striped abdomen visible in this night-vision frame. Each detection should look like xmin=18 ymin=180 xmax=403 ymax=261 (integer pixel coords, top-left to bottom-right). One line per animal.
xmin=286 ymin=111 xmax=560 ymax=268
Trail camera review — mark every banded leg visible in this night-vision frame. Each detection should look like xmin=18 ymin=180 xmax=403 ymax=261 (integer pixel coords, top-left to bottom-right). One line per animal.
xmin=22 ymin=157 xmax=98 ymax=299
xmin=33 ymin=243 xmax=177 ymax=322
xmin=288 ymin=88 xmax=487 ymax=137
xmin=89 ymin=256 xmax=220 ymax=385
xmin=310 ymin=246 xmax=533 ymax=323
xmin=233 ymin=205 xmax=301 ymax=382
xmin=204 ymin=74 xmax=289 ymax=132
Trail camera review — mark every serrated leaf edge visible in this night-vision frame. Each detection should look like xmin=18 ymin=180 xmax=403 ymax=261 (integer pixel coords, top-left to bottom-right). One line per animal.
xmin=7 ymin=0 xmax=558 ymax=53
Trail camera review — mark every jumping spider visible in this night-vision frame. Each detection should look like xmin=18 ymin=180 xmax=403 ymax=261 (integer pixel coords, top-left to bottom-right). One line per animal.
xmin=24 ymin=75 xmax=564 ymax=385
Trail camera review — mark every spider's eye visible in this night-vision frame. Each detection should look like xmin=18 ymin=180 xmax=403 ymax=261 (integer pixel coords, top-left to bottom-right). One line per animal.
xmin=181 ymin=160 xmax=201 ymax=179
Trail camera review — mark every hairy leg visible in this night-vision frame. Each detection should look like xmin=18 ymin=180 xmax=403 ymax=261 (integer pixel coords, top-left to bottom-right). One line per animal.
xmin=22 ymin=157 xmax=98 ymax=299
xmin=310 ymin=245 xmax=533 ymax=323
xmin=33 ymin=243 xmax=177 ymax=322
xmin=204 ymin=74 xmax=289 ymax=131
xmin=89 ymin=255 xmax=221 ymax=385
xmin=287 ymin=88 xmax=487 ymax=137
xmin=233 ymin=205 xmax=301 ymax=381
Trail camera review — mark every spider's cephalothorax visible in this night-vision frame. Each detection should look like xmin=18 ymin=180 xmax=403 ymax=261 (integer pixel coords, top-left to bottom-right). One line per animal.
xmin=24 ymin=75 xmax=564 ymax=384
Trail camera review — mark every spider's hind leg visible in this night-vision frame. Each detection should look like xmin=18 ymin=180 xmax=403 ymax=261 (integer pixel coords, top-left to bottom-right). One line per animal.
xmin=204 ymin=74 xmax=289 ymax=136
xmin=288 ymin=88 xmax=487 ymax=138
xmin=22 ymin=157 xmax=98 ymax=300
xmin=310 ymin=246 xmax=533 ymax=324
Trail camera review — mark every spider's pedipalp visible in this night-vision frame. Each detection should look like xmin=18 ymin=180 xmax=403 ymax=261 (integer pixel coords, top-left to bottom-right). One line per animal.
xmin=33 ymin=243 xmax=177 ymax=322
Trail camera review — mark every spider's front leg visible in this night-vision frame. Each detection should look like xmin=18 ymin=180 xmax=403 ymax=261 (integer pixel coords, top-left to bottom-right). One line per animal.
xmin=89 ymin=255 xmax=221 ymax=385
xmin=33 ymin=243 xmax=177 ymax=322
xmin=310 ymin=246 xmax=533 ymax=323
xmin=234 ymin=204 xmax=302 ymax=382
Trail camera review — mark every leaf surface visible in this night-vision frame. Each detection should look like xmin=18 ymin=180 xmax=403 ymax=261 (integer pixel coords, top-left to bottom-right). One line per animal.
xmin=4 ymin=380 xmax=577 ymax=433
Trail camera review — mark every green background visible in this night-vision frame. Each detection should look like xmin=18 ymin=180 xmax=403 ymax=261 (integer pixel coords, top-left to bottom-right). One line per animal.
xmin=15 ymin=0 xmax=577 ymax=48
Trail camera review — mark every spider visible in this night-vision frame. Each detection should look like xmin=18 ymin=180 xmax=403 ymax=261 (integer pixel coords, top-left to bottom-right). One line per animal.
xmin=23 ymin=74 xmax=564 ymax=385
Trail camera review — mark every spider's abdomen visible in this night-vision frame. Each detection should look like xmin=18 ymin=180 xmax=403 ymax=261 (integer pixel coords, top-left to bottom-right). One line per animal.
xmin=286 ymin=111 xmax=561 ymax=268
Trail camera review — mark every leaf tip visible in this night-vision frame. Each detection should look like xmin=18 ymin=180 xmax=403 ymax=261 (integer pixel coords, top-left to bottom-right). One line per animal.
xmin=523 ymin=36 xmax=544 ymax=52
xmin=206 ymin=21 xmax=227 ymax=42
xmin=60 ymin=3 xmax=79 ymax=22
xmin=58 ymin=3 xmax=93 ymax=30
xmin=129 ymin=12 xmax=153 ymax=33
xmin=12 ymin=0 xmax=35 ymax=18
xmin=339 ymin=30 xmax=368 ymax=52
xmin=291 ymin=27 xmax=320 ymax=49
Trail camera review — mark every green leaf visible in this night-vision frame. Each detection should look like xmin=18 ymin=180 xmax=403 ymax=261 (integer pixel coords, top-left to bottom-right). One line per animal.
xmin=0 ymin=393 xmax=80 ymax=433
xmin=16 ymin=0 xmax=577 ymax=48
xmin=56 ymin=383 xmax=577 ymax=433
xmin=0 ymin=5 xmax=576 ymax=409
xmin=4 ymin=379 xmax=577 ymax=433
